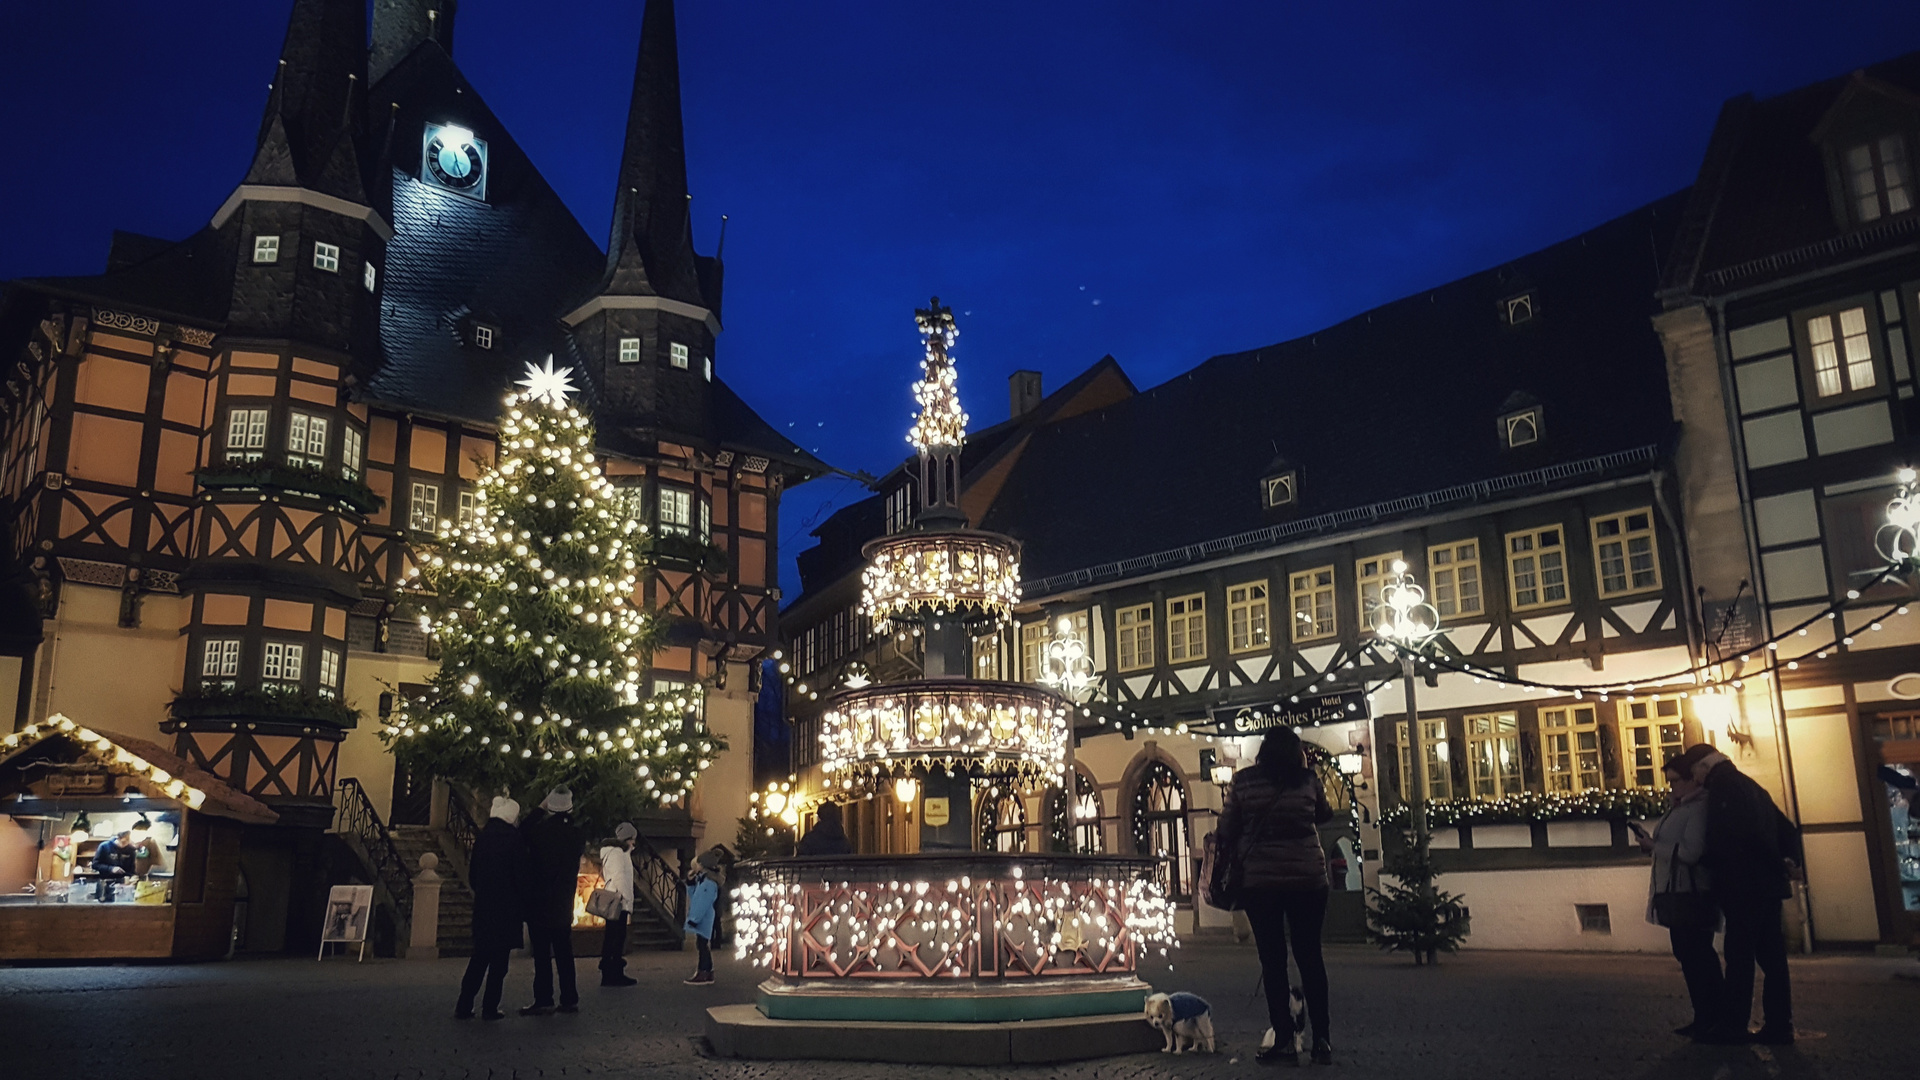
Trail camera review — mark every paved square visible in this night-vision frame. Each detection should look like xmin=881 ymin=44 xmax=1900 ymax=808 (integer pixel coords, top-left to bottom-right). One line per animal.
xmin=3 ymin=941 xmax=1911 ymax=1079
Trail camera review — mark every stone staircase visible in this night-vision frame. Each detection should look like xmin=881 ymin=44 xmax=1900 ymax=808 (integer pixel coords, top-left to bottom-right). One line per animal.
xmin=390 ymin=825 xmax=476 ymax=958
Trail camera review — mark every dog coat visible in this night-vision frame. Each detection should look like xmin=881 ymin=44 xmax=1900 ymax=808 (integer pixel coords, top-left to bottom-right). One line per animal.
xmin=1167 ymin=992 xmax=1209 ymax=1022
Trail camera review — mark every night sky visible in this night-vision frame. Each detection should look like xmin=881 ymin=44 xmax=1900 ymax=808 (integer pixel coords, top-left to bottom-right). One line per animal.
xmin=5 ymin=2 xmax=1919 ymax=596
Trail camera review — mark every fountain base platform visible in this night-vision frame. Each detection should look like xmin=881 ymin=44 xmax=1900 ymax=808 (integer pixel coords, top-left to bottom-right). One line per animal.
xmin=705 ymin=1003 xmax=1162 ymax=1064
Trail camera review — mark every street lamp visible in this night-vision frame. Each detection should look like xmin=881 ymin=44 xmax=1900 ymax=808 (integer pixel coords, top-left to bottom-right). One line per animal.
xmin=1374 ymin=560 xmax=1442 ymax=852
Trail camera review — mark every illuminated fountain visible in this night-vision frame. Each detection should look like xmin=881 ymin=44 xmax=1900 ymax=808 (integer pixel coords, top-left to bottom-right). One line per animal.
xmin=710 ymin=301 xmax=1173 ymax=1060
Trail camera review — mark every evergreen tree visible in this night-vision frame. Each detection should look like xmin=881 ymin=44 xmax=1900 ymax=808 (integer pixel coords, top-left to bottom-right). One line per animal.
xmin=383 ymin=360 xmax=722 ymax=826
xmin=1366 ymin=826 xmax=1472 ymax=964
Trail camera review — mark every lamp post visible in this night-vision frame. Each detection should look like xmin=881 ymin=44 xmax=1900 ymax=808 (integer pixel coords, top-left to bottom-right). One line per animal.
xmin=1374 ymin=560 xmax=1442 ymax=869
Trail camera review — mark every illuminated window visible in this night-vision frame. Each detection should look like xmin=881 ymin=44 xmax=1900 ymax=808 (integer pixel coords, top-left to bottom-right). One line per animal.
xmin=1290 ymin=566 xmax=1335 ymax=642
xmin=1355 ymin=553 xmax=1403 ymax=632
xmin=1115 ymin=604 xmax=1154 ymax=672
xmin=1464 ymin=712 xmax=1521 ymax=798
xmin=669 ymin=342 xmax=690 ymax=370
xmin=979 ymin=788 xmax=1028 ymax=853
xmin=658 ymin=486 xmax=693 ymax=536
xmin=286 ymin=412 xmax=329 ymax=469
xmin=1540 ymin=705 xmax=1603 ymax=793
xmin=1845 ymin=135 xmax=1912 ymax=223
xmin=363 ymin=261 xmax=376 ymax=292
xmin=1227 ymin=582 xmax=1270 ymax=652
xmin=201 ymin=639 xmax=240 ymax=683
xmin=1507 ymin=526 xmax=1567 ymax=610
xmin=340 ymin=426 xmax=364 ymax=480
xmin=1166 ymin=593 xmax=1206 ymax=662
xmin=699 ymin=497 xmax=711 ymax=543
xmin=1620 ymin=699 xmax=1684 ymax=789
xmin=262 ymin=642 xmax=304 ymax=683
xmin=1592 ymin=509 xmax=1659 ymax=597
xmin=409 ymin=482 xmax=440 ymax=532
xmin=619 ymin=338 xmax=641 ymax=364
xmin=1131 ymin=761 xmax=1191 ymax=902
xmin=1429 ymin=540 xmax=1482 ymax=617
xmin=1396 ymin=718 xmax=1453 ymax=801
xmin=1073 ymin=770 xmax=1103 ymax=853
xmin=252 ymin=236 xmax=280 ymax=264
xmin=226 ymin=408 xmax=268 ymax=462
xmin=313 ymin=242 xmax=340 ymax=273
xmin=318 ymin=649 xmax=341 ymax=699
xmin=457 ymin=490 xmax=477 ymax=524
xmin=1020 ymin=621 xmax=1047 ymax=682
xmin=1807 ymin=307 xmax=1876 ymax=397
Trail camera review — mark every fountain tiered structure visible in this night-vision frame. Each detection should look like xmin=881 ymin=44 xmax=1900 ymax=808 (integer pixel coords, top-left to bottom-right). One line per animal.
xmin=706 ymin=300 xmax=1175 ymax=1064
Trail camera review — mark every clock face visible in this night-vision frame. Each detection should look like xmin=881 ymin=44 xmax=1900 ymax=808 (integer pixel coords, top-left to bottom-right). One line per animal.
xmin=421 ymin=123 xmax=488 ymax=201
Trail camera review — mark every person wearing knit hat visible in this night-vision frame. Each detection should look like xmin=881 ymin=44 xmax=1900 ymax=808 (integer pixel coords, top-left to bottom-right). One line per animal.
xmin=597 ymin=823 xmax=639 ymax=987
xmin=1691 ymin=744 xmax=1803 ymax=1044
xmin=519 ymin=784 xmax=586 ymax=1014
xmin=683 ymin=850 xmax=723 ymax=985
xmin=539 ymin=786 xmax=573 ymax=814
xmin=457 ymin=795 xmax=528 ymax=1020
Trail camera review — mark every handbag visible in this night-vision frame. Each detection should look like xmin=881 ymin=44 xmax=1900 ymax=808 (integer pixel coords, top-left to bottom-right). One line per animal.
xmin=1204 ymin=783 xmax=1289 ymax=911
xmin=585 ymin=886 xmax=625 ymax=921
xmin=1651 ymin=858 xmax=1716 ymax=929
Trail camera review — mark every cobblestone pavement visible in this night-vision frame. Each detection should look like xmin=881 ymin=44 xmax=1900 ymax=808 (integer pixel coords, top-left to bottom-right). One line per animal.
xmin=4 ymin=941 xmax=1914 ymax=1080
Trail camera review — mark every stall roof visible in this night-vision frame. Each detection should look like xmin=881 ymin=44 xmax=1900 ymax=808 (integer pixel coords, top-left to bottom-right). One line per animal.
xmin=0 ymin=717 xmax=279 ymax=825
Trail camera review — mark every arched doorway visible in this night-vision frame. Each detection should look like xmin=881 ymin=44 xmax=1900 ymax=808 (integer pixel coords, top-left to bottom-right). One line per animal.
xmin=1130 ymin=760 xmax=1192 ymax=902
xmin=978 ymin=787 xmax=1028 ymax=852
xmin=1073 ymin=769 xmax=1104 ymax=853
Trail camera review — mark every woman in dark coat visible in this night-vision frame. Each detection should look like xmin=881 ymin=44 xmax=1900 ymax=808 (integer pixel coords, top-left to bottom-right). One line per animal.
xmin=456 ymin=796 xmax=529 ymax=1020
xmin=1216 ymin=727 xmax=1335 ymax=1064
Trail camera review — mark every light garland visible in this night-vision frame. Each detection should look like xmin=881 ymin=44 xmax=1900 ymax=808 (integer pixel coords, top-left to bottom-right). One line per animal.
xmin=2 ymin=714 xmax=208 ymax=810
xmin=860 ymin=531 xmax=1021 ymax=630
xmin=1879 ymin=467 xmax=1919 ymax=571
xmin=818 ymin=680 xmax=1071 ymax=784
xmin=1381 ymin=788 xmax=1669 ymax=827
xmin=1038 ymin=617 xmax=1100 ymax=703
xmin=906 ymin=298 xmax=967 ymax=452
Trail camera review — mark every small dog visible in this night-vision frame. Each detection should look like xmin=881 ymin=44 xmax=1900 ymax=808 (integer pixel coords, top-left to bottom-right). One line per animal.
xmin=1260 ymin=987 xmax=1309 ymax=1056
xmin=1145 ymin=991 xmax=1215 ymax=1054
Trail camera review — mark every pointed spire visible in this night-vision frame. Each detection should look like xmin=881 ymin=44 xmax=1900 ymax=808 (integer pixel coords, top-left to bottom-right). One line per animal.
xmin=602 ymin=0 xmax=706 ymax=307
xmin=243 ymin=0 xmax=370 ymax=204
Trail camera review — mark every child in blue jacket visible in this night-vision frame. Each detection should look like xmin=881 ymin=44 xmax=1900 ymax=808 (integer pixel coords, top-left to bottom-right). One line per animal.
xmin=683 ymin=850 xmax=722 ymax=985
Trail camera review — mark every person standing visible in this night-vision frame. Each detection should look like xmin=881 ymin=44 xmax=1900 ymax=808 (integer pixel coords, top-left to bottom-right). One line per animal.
xmin=795 ymin=802 xmax=852 ymax=855
xmin=1695 ymin=747 xmax=1803 ymax=1044
xmin=1634 ymin=746 xmax=1721 ymax=1038
xmin=456 ymin=797 xmax=527 ymax=1021
xmin=90 ymin=830 xmax=137 ymax=902
xmin=683 ymin=850 xmax=723 ymax=985
xmin=519 ymin=786 xmax=586 ymax=1015
xmin=1217 ymin=727 xmax=1336 ymax=1065
xmin=705 ymin=845 xmax=737 ymax=947
xmin=598 ymin=823 xmax=638 ymax=988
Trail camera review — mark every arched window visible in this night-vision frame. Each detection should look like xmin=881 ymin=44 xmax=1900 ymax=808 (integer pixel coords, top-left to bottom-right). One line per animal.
xmin=978 ymin=788 xmax=1028 ymax=852
xmin=1131 ymin=760 xmax=1192 ymax=902
xmin=1074 ymin=770 xmax=1104 ymax=854
xmin=1046 ymin=787 xmax=1072 ymax=851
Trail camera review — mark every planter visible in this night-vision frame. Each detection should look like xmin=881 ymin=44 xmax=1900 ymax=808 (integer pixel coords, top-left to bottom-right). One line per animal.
xmin=168 ymin=687 xmax=360 ymax=729
xmin=196 ymin=464 xmax=383 ymax=515
xmin=1470 ymin=824 xmax=1534 ymax=849
xmin=1428 ymin=826 xmax=1462 ymax=850
xmin=1546 ymin=820 xmax=1614 ymax=848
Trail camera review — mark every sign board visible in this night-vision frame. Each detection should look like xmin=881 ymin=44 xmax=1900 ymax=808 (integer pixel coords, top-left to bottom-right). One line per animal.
xmin=921 ymin=797 xmax=950 ymax=827
xmin=48 ymin=772 xmax=109 ymax=795
xmin=1213 ymin=690 xmax=1371 ymax=734
xmin=1702 ymin=594 xmax=1762 ymax=657
xmin=319 ymin=884 xmax=375 ymax=960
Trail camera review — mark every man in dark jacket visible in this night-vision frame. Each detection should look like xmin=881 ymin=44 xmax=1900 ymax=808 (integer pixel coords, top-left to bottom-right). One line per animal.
xmin=519 ymin=786 xmax=586 ymax=1015
xmin=1693 ymin=748 xmax=1802 ymax=1044
xmin=90 ymin=830 xmax=137 ymax=901
xmin=457 ymin=797 xmax=528 ymax=1020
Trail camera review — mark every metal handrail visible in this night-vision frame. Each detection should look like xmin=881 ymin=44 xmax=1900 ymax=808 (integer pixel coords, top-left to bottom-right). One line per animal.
xmin=445 ymin=785 xmax=479 ymax=862
xmin=332 ymin=777 xmax=414 ymax=915
xmin=633 ymin=834 xmax=687 ymax=930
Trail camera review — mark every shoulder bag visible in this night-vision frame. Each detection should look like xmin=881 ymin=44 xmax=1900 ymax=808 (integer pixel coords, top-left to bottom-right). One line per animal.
xmin=1204 ymin=783 xmax=1289 ymax=911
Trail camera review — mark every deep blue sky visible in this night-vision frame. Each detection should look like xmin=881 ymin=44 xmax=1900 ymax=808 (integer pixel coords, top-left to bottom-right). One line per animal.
xmin=5 ymin=2 xmax=1919 ymax=596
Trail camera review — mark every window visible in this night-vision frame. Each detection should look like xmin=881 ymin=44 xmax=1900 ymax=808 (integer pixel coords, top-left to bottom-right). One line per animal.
xmin=884 ymin=484 xmax=914 ymax=534
xmin=313 ymin=242 xmax=340 ymax=273
xmin=658 ymin=486 xmax=693 ymax=537
xmin=1355 ymin=553 xmax=1402 ymax=632
xmin=1020 ymin=621 xmax=1048 ymax=681
xmin=262 ymin=642 xmax=304 ymax=683
xmin=1464 ymin=712 xmax=1521 ymax=798
xmin=340 ymin=426 xmax=363 ymax=480
xmin=979 ymin=789 xmax=1028 ymax=853
xmin=1263 ymin=471 xmax=1297 ymax=508
xmin=1504 ymin=409 xmax=1541 ymax=448
xmin=1845 ymin=135 xmax=1912 ymax=223
xmin=318 ymin=649 xmax=341 ymax=699
xmin=201 ymin=639 xmax=240 ymax=683
xmin=669 ymin=342 xmax=690 ymax=370
xmin=1131 ymin=761 xmax=1191 ymax=902
xmin=1540 ymin=705 xmax=1602 ymax=793
xmin=1807 ymin=307 xmax=1876 ymax=398
xmin=457 ymin=490 xmax=477 ymax=524
xmin=1575 ymin=904 xmax=1612 ymax=934
xmin=1504 ymin=293 xmax=1535 ymax=325
xmin=1166 ymin=593 xmax=1206 ymax=662
xmin=1290 ymin=566 xmax=1335 ymax=642
xmin=252 ymin=235 xmax=280 ymax=264
xmin=619 ymin=338 xmax=641 ymax=364
xmin=704 ymin=356 xmax=713 ymax=382
xmin=225 ymin=408 xmax=268 ymax=462
xmin=286 ymin=412 xmax=329 ymax=469
xmin=1620 ymin=699 xmax=1684 ymax=789
xmin=1592 ymin=509 xmax=1659 ymax=597
xmin=409 ymin=482 xmax=440 ymax=532
xmin=1022 ymin=611 xmax=1091 ymax=684
xmin=473 ymin=325 xmax=494 ymax=350
xmin=1073 ymin=771 xmax=1104 ymax=854
xmin=1429 ymin=541 xmax=1483 ymax=618
xmin=699 ymin=497 xmax=711 ymax=543
xmin=1506 ymin=526 xmax=1567 ymax=610
xmin=1396 ymin=718 xmax=1453 ymax=802
xmin=1115 ymin=604 xmax=1153 ymax=672
xmin=363 ymin=261 xmax=377 ymax=292
xmin=1227 ymin=582 xmax=1270 ymax=652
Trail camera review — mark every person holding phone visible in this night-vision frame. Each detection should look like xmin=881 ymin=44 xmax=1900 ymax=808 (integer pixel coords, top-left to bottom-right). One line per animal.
xmin=1636 ymin=746 xmax=1720 ymax=1039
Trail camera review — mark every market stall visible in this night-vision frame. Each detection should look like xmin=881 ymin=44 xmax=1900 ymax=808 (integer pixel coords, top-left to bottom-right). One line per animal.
xmin=0 ymin=714 xmax=278 ymax=961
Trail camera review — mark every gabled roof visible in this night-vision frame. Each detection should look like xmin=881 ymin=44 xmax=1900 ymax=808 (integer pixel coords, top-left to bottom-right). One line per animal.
xmin=981 ymin=192 xmax=1689 ymax=586
xmin=0 ymin=716 xmax=279 ymax=825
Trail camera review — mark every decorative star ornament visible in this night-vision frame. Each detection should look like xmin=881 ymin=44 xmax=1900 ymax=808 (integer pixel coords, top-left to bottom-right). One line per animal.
xmin=516 ymin=356 xmax=578 ymax=407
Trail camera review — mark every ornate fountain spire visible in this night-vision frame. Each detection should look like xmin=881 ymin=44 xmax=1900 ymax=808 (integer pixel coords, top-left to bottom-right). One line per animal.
xmin=908 ymin=297 xmax=968 ymax=525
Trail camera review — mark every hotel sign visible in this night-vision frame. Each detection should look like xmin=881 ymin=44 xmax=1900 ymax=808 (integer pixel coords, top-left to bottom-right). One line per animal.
xmin=1213 ymin=690 xmax=1370 ymax=734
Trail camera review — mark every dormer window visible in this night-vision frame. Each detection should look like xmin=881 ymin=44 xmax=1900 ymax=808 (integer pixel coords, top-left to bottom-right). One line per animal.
xmin=1504 ymin=410 xmax=1540 ymax=448
xmin=1503 ymin=293 xmax=1536 ymax=326
xmin=669 ymin=342 xmax=690 ymax=370
xmin=1845 ymin=135 xmax=1912 ymax=223
xmin=253 ymin=236 xmax=280 ymax=264
xmin=313 ymin=243 xmax=340 ymax=273
xmin=473 ymin=324 xmax=495 ymax=350
xmin=619 ymin=337 xmax=641 ymax=364
xmin=1262 ymin=471 xmax=1297 ymax=509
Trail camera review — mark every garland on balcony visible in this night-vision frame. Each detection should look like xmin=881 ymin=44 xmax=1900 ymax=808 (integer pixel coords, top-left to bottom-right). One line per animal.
xmin=195 ymin=462 xmax=384 ymax=514
xmin=1381 ymin=788 xmax=1669 ymax=827
xmin=169 ymin=684 xmax=361 ymax=729
xmin=638 ymin=532 xmax=730 ymax=576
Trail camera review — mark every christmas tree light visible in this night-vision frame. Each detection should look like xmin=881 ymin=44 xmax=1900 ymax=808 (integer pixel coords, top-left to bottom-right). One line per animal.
xmin=382 ymin=359 xmax=722 ymax=824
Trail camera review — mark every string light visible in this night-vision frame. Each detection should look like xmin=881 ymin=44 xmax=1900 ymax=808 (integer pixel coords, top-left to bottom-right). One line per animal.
xmin=2 ymin=714 xmax=207 ymax=811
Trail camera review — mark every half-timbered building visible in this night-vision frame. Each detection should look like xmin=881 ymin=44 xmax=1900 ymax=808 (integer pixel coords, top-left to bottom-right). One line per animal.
xmin=0 ymin=0 xmax=821 ymax=953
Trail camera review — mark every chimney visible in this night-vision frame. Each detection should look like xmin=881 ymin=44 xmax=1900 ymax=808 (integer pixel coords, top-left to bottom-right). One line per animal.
xmin=1010 ymin=370 xmax=1043 ymax=419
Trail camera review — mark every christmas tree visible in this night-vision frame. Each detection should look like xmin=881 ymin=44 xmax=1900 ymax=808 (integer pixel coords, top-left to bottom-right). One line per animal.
xmin=383 ymin=359 xmax=722 ymax=826
xmin=1366 ymin=826 xmax=1472 ymax=964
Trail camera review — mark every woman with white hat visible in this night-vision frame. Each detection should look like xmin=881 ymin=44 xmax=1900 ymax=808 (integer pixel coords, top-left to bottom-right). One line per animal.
xmin=598 ymin=823 xmax=638 ymax=987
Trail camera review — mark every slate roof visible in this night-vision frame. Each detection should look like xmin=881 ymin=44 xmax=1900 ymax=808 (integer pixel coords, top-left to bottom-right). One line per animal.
xmin=979 ymin=193 xmax=1690 ymax=586
xmin=1664 ymin=49 xmax=1920 ymax=298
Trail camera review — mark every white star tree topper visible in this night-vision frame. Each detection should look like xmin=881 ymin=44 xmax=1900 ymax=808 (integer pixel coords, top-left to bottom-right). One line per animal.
xmin=517 ymin=356 xmax=580 ymax=408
